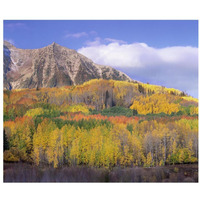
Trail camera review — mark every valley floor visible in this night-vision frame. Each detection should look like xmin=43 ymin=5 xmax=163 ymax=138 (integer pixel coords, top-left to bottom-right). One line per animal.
xmin=4 ymin=162 xmax=198 ymax=182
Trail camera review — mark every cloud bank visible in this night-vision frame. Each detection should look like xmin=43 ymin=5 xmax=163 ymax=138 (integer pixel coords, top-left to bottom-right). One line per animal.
xmin=78 ymin=40 xmax=198 ymax=98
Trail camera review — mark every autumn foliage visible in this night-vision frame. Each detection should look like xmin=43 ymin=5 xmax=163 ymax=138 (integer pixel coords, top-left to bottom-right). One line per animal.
xmin=3 ymin=79 xmax=198 ymax=168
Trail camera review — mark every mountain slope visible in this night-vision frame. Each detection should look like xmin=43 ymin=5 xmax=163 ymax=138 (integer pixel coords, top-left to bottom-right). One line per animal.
xmin=3 ymin=41 xmax=133 ymax=89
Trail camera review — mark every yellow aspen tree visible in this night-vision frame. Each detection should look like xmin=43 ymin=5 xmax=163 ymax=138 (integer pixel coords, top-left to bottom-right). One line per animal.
xmin=46 ymin=128 xmax=64 ymax=168
xmin=146 ymin=152 xmax=153 ymax=167
xmin=32 ymin=119 xmax=57 ymax=165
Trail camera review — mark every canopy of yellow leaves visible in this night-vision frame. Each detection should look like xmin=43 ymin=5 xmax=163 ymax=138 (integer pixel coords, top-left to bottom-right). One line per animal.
xmin=25 ymin=108 xmax=45 ymax=117
xmin=130 ymin=93 xmax=180 ymax=115
xmin=64 ymin=104 xmax=90 ymax=114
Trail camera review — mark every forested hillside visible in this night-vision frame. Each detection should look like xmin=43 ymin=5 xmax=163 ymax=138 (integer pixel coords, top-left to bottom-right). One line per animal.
xmin=3 ymin=79 xmax=198 ymax=168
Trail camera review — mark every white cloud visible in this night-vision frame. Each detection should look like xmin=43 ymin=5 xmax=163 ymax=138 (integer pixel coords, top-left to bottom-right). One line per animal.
xmin=65 ymin=32 xmax=88 ymax=38
xmin=85 ymin=37 xmax=126 ymax=47
xmin=104 ymin=38 xmax=126 ymax=44
xmin=78 ymin=41 xmax=198 ymax=97
xmin=84 ymin=37 xmax=102 ymax=46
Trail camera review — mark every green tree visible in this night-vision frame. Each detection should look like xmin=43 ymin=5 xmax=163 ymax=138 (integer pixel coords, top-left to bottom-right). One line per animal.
xmin=3 ymin=129 xmax=9 ymax=151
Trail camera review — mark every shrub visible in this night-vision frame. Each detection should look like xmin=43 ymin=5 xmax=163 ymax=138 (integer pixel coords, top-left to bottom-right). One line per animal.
xmin=101 ymin=106 xmax=133 ymax=117
xmin=4 ymin=150 xmax=20 ymax=162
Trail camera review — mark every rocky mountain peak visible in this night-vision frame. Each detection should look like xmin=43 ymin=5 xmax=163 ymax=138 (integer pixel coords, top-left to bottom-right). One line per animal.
xmin=3 ymin=41 xmax=134 ymax=90
xmin=48 ymin=42 xmax=60 ymax=48
xmin=4 ymin=40 xmax=14 ymax=47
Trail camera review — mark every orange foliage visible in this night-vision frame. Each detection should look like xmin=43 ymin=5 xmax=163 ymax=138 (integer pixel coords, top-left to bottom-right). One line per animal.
xmin=59 ymin=113 xmax=136 ymax=125
xmin=16 ymin=97 xmax=37 ymax=106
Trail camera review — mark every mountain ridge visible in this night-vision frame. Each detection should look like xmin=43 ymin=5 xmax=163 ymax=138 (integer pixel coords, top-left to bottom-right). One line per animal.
xmin=3 ymin=41 xmax=134 ymax=90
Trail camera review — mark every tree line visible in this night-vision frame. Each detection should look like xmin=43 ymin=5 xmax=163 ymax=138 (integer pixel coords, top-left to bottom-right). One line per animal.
xmin=4 ymin=115 xmax=198 ymax=168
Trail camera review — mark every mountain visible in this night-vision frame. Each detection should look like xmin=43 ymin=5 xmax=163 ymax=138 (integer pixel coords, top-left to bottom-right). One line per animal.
xmin=3 ymin=41 xmax=134 ymax=90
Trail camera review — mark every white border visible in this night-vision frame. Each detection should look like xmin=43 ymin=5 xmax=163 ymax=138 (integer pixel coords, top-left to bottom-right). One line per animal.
xmin=0 ymin=1 xmax=199 ymax=200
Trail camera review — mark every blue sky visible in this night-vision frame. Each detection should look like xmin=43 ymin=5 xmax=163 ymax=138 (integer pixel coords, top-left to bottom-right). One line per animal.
xmin=4 ymin=20 xmax=198 ymax=49
xmin=4 ymin=20 xmax=198 ymax=98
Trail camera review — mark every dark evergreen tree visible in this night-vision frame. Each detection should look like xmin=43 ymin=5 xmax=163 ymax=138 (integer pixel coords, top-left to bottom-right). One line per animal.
xmin=3 ymin=129 xmax=9 ymax=151
xmin=132 ymin=109 xmax=138 ymax=116
xmin=138 ymin=84 xmax=145 ymax=94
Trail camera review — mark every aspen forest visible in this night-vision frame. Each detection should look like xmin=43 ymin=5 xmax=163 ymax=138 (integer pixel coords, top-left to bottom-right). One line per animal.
xmin=3 ymin=79 xmax=198 ymax=182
